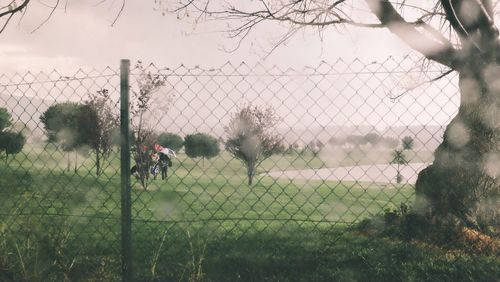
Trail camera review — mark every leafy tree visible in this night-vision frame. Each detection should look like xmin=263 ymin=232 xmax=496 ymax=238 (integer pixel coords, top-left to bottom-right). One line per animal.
xmin=364 ymin=133 xmax=382 ymax=146
xmin=225 ymin=104 xmax=285 ymax=185
xmin=167 ymin=0 xmax=500 ymax=233
xmin=0 ymin=131 xmax=26 ymax=162
xmin=391 ymin=136 xmax=416 ymax=184
xmin=40 ymin=102 xmax=82 ymax=144
xmin=157 ymin=132 xmax=184 ymax=152
xmin=184 ymin=133 xmax=220 ymax=167
xmin=76 ymin=89 xmax=119 ymax=176
xmin=40 ymin=102 xmax=84 ymax=171
xmin=0 ymin=108 xmax=11 ymax=132
xmin=285 ymin=141 xmax=301 ymax=155
xmin=0 ymin=108 xmax=26 ymax=162
xmin=306 ymin=140 xmax=324 ymax=157
xmin=390 ymin=149 xmax=408 ymax=184
xmin=402 ymin=136 xmax=415 ymax=151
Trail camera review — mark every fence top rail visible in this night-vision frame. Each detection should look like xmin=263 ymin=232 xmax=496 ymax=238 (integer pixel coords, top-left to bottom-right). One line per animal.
xmin=0 ymin=54 xmax=453 ymax=85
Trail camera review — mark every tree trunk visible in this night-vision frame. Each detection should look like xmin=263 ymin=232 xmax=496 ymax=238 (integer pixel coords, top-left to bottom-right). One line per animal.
xmin=96 ymin=150 xmax=101 ymax=176
xmin=67 ymin=151 xmax=70 ymax=172
xmin=74 ymin=151 xmax=78 ymax=173
xmin=247 ymin=165 xmax=254 ymax=186
xmin=414 ymin=69 xmax=500 ymax=230
xmin=396 ymin=163 xmax=401 ymax=184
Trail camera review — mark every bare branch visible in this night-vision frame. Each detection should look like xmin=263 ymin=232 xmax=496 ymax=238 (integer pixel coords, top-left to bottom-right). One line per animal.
xmin=389 ymin=69 xmax=454 ymax=101
xmin=30 ymin=0 xmax=60 ymax=33
xmin=111 ymin=0 xmax=125 ymax=26
xmin=0 ymin=0 xmax=30 ymax=19
xmin=0 ymin=12 xmax=14 ymax=33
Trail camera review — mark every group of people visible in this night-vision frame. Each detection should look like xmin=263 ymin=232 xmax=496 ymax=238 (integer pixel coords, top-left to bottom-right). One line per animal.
xmin=131 ymin=143 xmax=174 ymax=181
xmin=150 ymin=146 xmax=173 ymax=180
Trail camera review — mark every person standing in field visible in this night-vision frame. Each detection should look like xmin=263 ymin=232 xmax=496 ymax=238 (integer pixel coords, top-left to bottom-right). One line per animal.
xmin=150 ymin=152 xmax=160 ymax=180
xmin=154 ymin=143 xmax=174 ymax=180
xmin=159 ymin=152 xmax=172 ymax=180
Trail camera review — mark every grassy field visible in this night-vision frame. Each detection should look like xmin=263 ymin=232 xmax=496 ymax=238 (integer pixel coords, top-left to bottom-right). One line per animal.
xmin=0 ymin=144 xmax=498 ymax=281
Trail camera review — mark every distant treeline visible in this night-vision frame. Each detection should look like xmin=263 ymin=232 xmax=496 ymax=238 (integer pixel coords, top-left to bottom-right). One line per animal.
xmin=288 ymin=133 xmax=400 ymax=152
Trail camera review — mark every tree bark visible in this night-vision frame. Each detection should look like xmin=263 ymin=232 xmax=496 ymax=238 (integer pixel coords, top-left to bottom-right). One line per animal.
xmin=96 ymin=150 xmax=101 ymax=176
xmin=74 ymin=150 xmax=79 ymax=173
xmin=247 ymin=164 xmax=254 ymax=186
xmin=414 ymin=68 xmax=500 ymax=229
xmin=67 ymin=151 xmax=70 ymax=172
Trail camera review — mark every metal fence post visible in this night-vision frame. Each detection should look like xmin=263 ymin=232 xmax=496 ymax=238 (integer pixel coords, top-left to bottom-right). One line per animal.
xmin=120 ymin=59 xmax=132 ymax=282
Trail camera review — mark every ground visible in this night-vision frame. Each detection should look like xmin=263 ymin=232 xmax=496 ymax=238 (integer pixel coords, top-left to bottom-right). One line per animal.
xmin=0 ymin=144 xmax=498 ymax=281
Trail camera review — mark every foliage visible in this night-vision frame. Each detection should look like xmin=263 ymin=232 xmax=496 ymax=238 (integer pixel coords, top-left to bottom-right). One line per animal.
xmin=184 ymin=133 xmax=220 ymax=162
xmin=0 ymin=131 xmax=26 ymax=158
xmin=391 ymin=148 xmax=409 ymax=184
xmin=364 ymin=133 xmax=382 ymax=145
xmin=163 ymin=0 xmax=500 ymax=232
xmin=402 ymin=136 xmax=415 ymax=150
xmin=40 ymin=102 xmax=83 ymax=148
xmin=225 ymin=104 xmax=284 ymax=185
xmin=328 ymin=134 xmax=399 ymax=149
xmin=157 ymin=132 xmax=184 ymax=152
xmin=390 ymin=149 xmax=408 ymax=166
xmin=76 ymin=89 xmax=119 ymax=176
xmin=0 ymin=107 xmax=12 ymax=132
xmin=0 ymin=108 xmax=25 ymax=160
xmin=40 ymin=102 xmax=92 ymax=172
xmin=130 ymin=61 xmax=168 ymax=189
xmin=305 ymin=140 xmax=324 ymax=157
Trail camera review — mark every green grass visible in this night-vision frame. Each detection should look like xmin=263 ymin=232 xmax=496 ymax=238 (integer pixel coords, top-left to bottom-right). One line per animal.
xmin=1 ymin=144 xmax=497 ymax=281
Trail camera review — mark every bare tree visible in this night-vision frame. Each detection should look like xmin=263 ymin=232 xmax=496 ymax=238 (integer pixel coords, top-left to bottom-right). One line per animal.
xmin=225 ymin=104 xmax=285 ymax=186
xmin=77 ymin=89 xmax=119 ymax=176
xmin=159 ymin=0 xmax=500 ymax=231
xmin=130 ymin=61 xmax=171 ymax=189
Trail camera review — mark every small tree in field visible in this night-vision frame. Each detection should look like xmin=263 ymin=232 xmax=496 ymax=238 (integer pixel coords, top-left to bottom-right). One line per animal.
xmin=402 ymin=136 xmax=415 ymax=151
xmin=184 ymin=133 xmax=220 ymax=168
xmin=40 ymin=102 xmax=81 ymax=143
xmin=0 ymin=108 xmax=26 ymax=161
xmin=40 ymin=102 xmax=85 ymax=172
xmin=391 ymin=136 xmax=416 ymax=184
xmin=391 ymin=149 xmax=408 ymax=184
xmin=0 ymin=132 xmax=26 ymax=161
xmin=225 ymin=104 xmax=285 ymax=186
xmin=0 ymin=108 xmax=12 ymax=132
xmin=130 ymin=61 xmax=170 ymax=189
xmin=157 ymin=132 xmax=184 ymax=152
xmin=77 ymin=89 xmax=119 ymax=176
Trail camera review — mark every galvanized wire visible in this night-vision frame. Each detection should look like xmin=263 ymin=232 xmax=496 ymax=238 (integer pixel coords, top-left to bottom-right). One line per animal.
xmin=1 ymin=55 xmax=495 ymax=280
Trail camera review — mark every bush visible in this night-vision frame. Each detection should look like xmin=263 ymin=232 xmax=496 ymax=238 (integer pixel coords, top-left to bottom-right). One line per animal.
xmin=157 ymin=132 xmax=184 ymax=151
xmin=184 ymin=133 xmax=220 ymax=166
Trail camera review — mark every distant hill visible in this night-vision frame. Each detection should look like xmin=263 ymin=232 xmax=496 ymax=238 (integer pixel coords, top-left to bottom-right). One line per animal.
xmin=279 ymin=125 xmax=379 ymax=145
xmin=278 ymin=124 xmax=445 ymax=150
xmin=381 ymin=125 xmax=445 ymax=150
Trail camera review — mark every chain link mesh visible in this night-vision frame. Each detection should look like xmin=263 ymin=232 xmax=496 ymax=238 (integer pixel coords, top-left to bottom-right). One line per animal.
xmin=1 ymin=56 xmax=496 ymax=280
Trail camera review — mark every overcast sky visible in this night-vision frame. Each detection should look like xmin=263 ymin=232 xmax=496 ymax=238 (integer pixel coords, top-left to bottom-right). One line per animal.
xmin=0 ymin=1 xmax=414 ymax=73
xmin=0 ymin=1 xmax=459 ymax=135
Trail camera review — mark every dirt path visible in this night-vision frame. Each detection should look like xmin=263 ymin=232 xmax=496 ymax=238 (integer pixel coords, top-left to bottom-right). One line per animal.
xmin=264 ymin=162 xmax=429 ymax=185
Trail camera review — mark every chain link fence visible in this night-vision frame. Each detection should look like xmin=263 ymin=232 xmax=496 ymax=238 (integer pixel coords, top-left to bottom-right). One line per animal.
xmin=2 ymin=56 xmax=495 ymax=280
